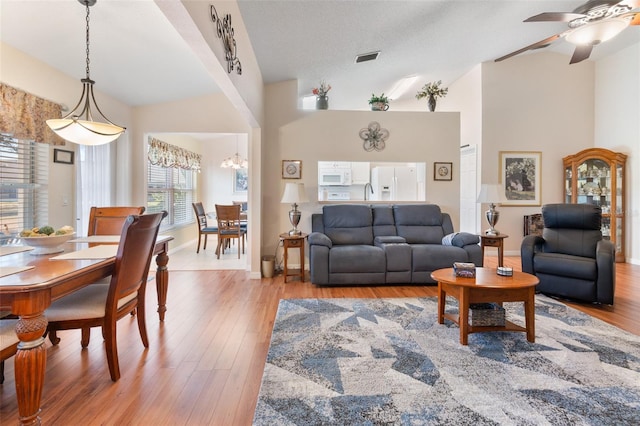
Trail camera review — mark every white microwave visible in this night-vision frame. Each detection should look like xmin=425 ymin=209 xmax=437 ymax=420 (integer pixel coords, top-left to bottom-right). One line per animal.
xmin=319 ymin=168 xmax=352 ymax=186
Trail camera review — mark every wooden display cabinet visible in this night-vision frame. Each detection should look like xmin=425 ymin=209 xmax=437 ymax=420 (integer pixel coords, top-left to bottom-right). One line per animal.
xmin=563 ymin=148 xmax=627 ymax=262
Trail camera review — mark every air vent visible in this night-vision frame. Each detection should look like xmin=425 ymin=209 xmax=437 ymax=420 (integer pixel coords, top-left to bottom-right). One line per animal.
xmin=355 ymin=51 xmax=380 ymax=63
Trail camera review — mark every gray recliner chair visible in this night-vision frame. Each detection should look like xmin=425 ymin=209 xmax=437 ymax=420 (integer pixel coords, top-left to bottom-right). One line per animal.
xmin=521 ymin=203 xmax=615 ymax=304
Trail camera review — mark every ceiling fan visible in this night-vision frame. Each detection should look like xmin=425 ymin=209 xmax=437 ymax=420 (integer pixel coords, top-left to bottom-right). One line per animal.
xmin=496 ymin=0 xmax=640 ymax=64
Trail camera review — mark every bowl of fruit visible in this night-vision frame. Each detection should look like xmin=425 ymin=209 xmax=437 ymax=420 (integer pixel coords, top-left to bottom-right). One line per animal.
xmin=20 ymin=226 xmax=76 ymax=255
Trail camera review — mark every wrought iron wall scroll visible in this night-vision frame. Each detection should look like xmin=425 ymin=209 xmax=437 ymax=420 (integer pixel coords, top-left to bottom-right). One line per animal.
xmin=210 ymin=5 xmax=242 ymax=75
xmin=359 ymin=122 xmax=389 ymax=152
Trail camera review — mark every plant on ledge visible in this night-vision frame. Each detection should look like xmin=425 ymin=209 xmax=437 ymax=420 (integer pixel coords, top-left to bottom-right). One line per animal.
xmin=368 ymin=93 xmax=389 ymax=111
xmin=312 ymin=80 xmax=331 ymax=97
xmin=416 ymin=80 xmax=448 ymax=112
xmin=312 ymin=80 xmax=331 ymax=110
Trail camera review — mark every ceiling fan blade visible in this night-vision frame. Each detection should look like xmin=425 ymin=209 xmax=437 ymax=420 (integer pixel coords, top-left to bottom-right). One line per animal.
xmin=495 ymin=34 xmax=562 ymax=62
xmin=570 ymin=44 xmax=594 ymax=64
xmin=524 ymin=12 xmax=586 ymax=22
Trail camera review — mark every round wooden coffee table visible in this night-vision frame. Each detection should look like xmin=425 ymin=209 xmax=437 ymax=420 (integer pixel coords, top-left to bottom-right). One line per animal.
xmin=431 ymin=267 xmax=539 ymax=345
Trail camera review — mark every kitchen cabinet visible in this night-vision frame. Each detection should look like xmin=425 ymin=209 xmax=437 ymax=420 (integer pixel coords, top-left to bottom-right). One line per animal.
xmin=563 ymin=148 xmax=626 ymax=262
xmin=350 ymin=162 xmax=370 ymax=185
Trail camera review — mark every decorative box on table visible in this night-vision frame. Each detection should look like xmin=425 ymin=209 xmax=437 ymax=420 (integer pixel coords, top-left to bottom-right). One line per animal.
xmin=453 ymin=262 xmax=476 ymax=278
xmin=469 ymin=303 xmax=505 ymax=327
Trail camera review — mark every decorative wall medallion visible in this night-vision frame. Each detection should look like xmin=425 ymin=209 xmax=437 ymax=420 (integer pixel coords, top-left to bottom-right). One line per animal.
xmin=359 ymin=121 xmax=389 ymax=152
xmin=210 ymin=5 xmax=242 ymax=75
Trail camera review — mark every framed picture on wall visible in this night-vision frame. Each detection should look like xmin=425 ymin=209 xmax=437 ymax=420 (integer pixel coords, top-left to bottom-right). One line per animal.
xmin=53 ymin=149 xmax=74 ymax=165
xmin=433 ymin=162 xmax=452 ymax=181
xmin=499 ymin=151 xmax=541 ymax=206
xmin=233 ymin=168 xmax=248 ymax=193
xmin=282 ymin=160 xmax=302 ymax=179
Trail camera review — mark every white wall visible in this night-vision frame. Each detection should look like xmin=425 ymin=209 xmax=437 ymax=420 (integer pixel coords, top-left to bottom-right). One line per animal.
xmin=481 ymin=52 xmax=596 ymax=255
xmin=595 ymin=42 xmax=640 ymax=264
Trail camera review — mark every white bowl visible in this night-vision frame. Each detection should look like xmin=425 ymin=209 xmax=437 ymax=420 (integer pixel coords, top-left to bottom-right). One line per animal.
xmin=22 ymin=233 xmax=76 ymax=255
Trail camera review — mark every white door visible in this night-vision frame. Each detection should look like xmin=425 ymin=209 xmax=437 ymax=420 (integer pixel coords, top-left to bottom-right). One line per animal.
xmin=459 ymin=145 xmax=477 ymax=233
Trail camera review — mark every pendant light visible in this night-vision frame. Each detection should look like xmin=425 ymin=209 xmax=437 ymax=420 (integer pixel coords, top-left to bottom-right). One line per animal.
xmin=46 ymin=0 xmax=125 ymax=145
xmin=220 ymin=135 xmax=248 ymax=169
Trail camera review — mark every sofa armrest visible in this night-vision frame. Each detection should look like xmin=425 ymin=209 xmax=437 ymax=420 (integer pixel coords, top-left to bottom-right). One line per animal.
xmin=521 ymin=235 xmax=544 ymax=274
xmin=374 ymin=236 xmax=407 ymax=247
xmin=309 ymin=232 xmax=332 ymax=248
xmin=595 ymin=239 xmax=615 ymax=304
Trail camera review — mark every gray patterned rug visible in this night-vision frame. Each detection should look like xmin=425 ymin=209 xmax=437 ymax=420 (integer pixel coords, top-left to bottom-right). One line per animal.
xmin=253 ymin=296 xmax=640 ymax=425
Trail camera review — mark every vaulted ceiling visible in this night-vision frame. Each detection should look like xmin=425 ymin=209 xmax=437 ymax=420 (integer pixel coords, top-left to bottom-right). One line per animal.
xmin=2 ymin=1 xmax=638 ymax=111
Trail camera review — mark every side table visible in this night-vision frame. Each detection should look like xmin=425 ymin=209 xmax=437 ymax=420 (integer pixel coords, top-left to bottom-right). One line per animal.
xmin=479 ymin=234 xmax=508 ymax=267
xmin=279 ymin=232 xmax=308 ymax=283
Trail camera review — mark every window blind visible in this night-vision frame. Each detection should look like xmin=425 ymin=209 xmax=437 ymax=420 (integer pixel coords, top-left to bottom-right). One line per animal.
xmin=147 ymin=162 xmax=195 ymax=229
xmin=0 ymin=134 xmax=49 ymax=239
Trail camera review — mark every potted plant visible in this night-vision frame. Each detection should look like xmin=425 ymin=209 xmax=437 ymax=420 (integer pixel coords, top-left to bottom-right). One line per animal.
xmin=312 ymin=80 xmax=331 ymax=110
xmin=368 ymin=93 xmax=389 ymax=111
xmin=416 ymin=80 xmax=448 ymax=112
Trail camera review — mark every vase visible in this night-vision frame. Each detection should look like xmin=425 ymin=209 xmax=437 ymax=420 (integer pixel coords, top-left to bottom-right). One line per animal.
xmin=371 ymin=102 xmax=389 ymax=111
xmin=316 ymin=95 xmax=329 ymax=110
xmin=427 ymin=95 xmax=437 ymax=112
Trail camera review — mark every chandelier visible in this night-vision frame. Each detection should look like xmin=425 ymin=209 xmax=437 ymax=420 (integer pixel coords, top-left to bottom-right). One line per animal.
xmin=220 ymin=137 xmax=248 ymax=169
xmin=46 ymin=0 xmax=125 ymax=145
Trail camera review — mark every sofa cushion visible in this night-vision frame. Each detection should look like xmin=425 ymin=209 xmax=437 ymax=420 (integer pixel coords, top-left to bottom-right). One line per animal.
xmin=372 ymin=205 xmax=396 ymax=237
xmin=329 ymin=245 xmax=386 ymax=273
xmin=323 ymin=204 xmax=374 ymax=245
xmin=393 ymin=204 xmax=446 ymax=244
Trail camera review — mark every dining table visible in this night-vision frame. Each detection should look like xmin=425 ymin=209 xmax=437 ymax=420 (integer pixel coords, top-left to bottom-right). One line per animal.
xmin=0 ymin=234 xmax=173 ymax=425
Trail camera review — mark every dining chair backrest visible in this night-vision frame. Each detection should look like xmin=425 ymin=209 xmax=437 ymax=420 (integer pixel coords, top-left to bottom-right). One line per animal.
xmin=108 ymin=211 xmax=167 ymax=312
xmin=88 ymin=206 xmax=146 ymax=236
xmin=192 ymin=202 xmax=209 ymax=229
xmin=214 ymin=204 xmax=246 ymax=259
xmin=215 ymin=204 xmax=242 ymax=231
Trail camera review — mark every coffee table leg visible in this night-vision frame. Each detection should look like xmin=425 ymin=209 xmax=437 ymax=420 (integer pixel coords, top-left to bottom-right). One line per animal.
xmin=524 ymin=288 xmax=536 ymax=342
xmin=459 ymin=288 xmax=469 ymax=345
xmin=437 ymin=282 xmax=445 ymax=324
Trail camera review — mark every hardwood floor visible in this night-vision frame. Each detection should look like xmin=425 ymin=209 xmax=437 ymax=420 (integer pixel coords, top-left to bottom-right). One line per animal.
xmin=1 ymin=255 xmax=638 ymax=425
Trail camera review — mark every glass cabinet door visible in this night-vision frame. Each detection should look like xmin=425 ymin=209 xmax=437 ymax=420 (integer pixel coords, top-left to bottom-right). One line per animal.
xmin=563 ymin=148 xmax=626 ymax=262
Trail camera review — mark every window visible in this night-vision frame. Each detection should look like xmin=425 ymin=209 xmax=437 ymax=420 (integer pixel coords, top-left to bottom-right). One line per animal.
xmin=0 ymin=134 xmax=49 ymax=240
xmin=147 ymin=162 xmax=196 ymax=229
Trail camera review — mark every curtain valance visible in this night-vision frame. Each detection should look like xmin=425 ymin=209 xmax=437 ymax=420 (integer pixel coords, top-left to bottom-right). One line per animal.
xmin=148 ymin=137 xmax=201 ymax=171
xmin=0 ymin=83 xmax=65 ymax=145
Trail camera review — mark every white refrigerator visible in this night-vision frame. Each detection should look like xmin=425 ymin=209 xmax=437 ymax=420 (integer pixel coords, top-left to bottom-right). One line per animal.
xmin=370 ymin=166 xmax=417 ymax=201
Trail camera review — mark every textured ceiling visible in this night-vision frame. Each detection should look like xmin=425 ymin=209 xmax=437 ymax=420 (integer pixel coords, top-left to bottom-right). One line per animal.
xmin=1 ymin=0 xmax=638 ymax=110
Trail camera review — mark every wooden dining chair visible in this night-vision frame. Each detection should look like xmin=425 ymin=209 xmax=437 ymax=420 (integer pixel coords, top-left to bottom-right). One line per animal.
xmin=45 ymin=211 xmax=167 ymax=382
xmin=215 ymin=204 xmax=246 ymax=259
xmin=87 ymin=206 xmax=146 ymax=236
xmin=192 ymin=202 xmax=219 ymax=253
xmin=0 ymin=318 xmax=19 ymax=384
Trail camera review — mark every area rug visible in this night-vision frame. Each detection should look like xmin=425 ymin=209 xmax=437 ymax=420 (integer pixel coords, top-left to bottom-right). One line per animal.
xmin=253 ymin=296 xmax=640 ymax=425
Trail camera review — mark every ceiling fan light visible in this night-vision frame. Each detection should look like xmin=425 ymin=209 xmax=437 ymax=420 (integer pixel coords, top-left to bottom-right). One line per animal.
xmin=566 ymin=17 xmax=630 ymax=45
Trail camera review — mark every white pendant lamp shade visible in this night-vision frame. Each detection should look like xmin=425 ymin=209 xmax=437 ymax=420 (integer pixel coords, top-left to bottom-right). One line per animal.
xmin=566 ymin=18 xmax=630 ymax=46
xmin=46 ymin=1 xmax=125 ymax=145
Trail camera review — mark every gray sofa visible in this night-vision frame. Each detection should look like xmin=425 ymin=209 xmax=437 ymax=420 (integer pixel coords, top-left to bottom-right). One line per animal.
xmin=309 ymin=204 xmax=482 ymax=286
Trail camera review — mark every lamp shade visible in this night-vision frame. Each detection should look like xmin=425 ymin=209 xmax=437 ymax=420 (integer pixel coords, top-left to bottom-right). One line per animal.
xmin=46 ymin=118 xmax=124 ymax=146
xmin=565 ymin=18 xmax=630 ymax=46
xmin=281 ymin=183 xmax=309 ymax=204
xmin=476 ymin=184 xmax=505 ymax=204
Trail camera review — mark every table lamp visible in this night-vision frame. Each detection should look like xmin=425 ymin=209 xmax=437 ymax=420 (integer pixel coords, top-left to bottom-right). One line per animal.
xmin=477 ymin=184 xmax=504 ymax=235
xmin=281 ymin=182 xmax=309 ymax=235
